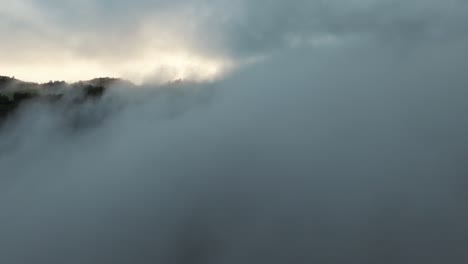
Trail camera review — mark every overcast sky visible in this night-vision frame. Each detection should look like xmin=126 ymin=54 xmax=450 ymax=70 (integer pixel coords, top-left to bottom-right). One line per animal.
xmin=1 ymin=0 xmax=467 ymax=82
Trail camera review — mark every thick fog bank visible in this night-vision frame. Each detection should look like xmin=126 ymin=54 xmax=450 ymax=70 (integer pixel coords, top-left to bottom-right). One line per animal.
xmin=1 ymin=40 xmax=468 ymax=263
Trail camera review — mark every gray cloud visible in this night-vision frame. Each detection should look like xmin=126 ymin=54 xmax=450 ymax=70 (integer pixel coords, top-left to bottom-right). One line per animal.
xmin=222 ymin=0 xmax=468 ymax=55
xmin=3 ymin=0 xmax=468 ymax=62
xmin=2 ymin=0 xmax=468 ymax=83
xmin=1 ymin=0 xmax=468 ymax=263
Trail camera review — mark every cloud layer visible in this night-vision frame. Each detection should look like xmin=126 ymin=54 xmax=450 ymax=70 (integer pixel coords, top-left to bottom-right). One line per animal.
xmin=1 ymin=0 xmax=468 ymax=82
xmin=1 ymin=0 xmax=468 ymax=263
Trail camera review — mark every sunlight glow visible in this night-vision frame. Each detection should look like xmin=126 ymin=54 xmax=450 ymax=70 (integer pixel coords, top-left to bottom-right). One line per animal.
xmin=0 ymin=51 xmax=231 ymax=84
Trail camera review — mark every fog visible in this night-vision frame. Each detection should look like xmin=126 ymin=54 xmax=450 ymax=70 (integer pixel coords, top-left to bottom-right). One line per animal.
xmin=1 ymin=0 xmax=468 ymax=263
xmin=1 ymin=36 xmax=468 ymax=263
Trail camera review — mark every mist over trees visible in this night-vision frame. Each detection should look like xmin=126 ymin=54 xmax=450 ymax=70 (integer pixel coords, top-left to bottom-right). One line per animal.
xmin=1 ymin=0 xmax=468 ymax=263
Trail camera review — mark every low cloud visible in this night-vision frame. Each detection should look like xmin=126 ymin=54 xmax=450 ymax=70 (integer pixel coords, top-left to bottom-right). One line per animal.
xmin=2 ymin=31 xmax=468 ymax=262
xmin=1 ymin=0 xmax=468 ymax=263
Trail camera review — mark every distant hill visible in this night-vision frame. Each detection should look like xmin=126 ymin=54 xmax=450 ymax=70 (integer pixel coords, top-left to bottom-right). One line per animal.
xmin=0 ymin=76 xmax=134 ymax=120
